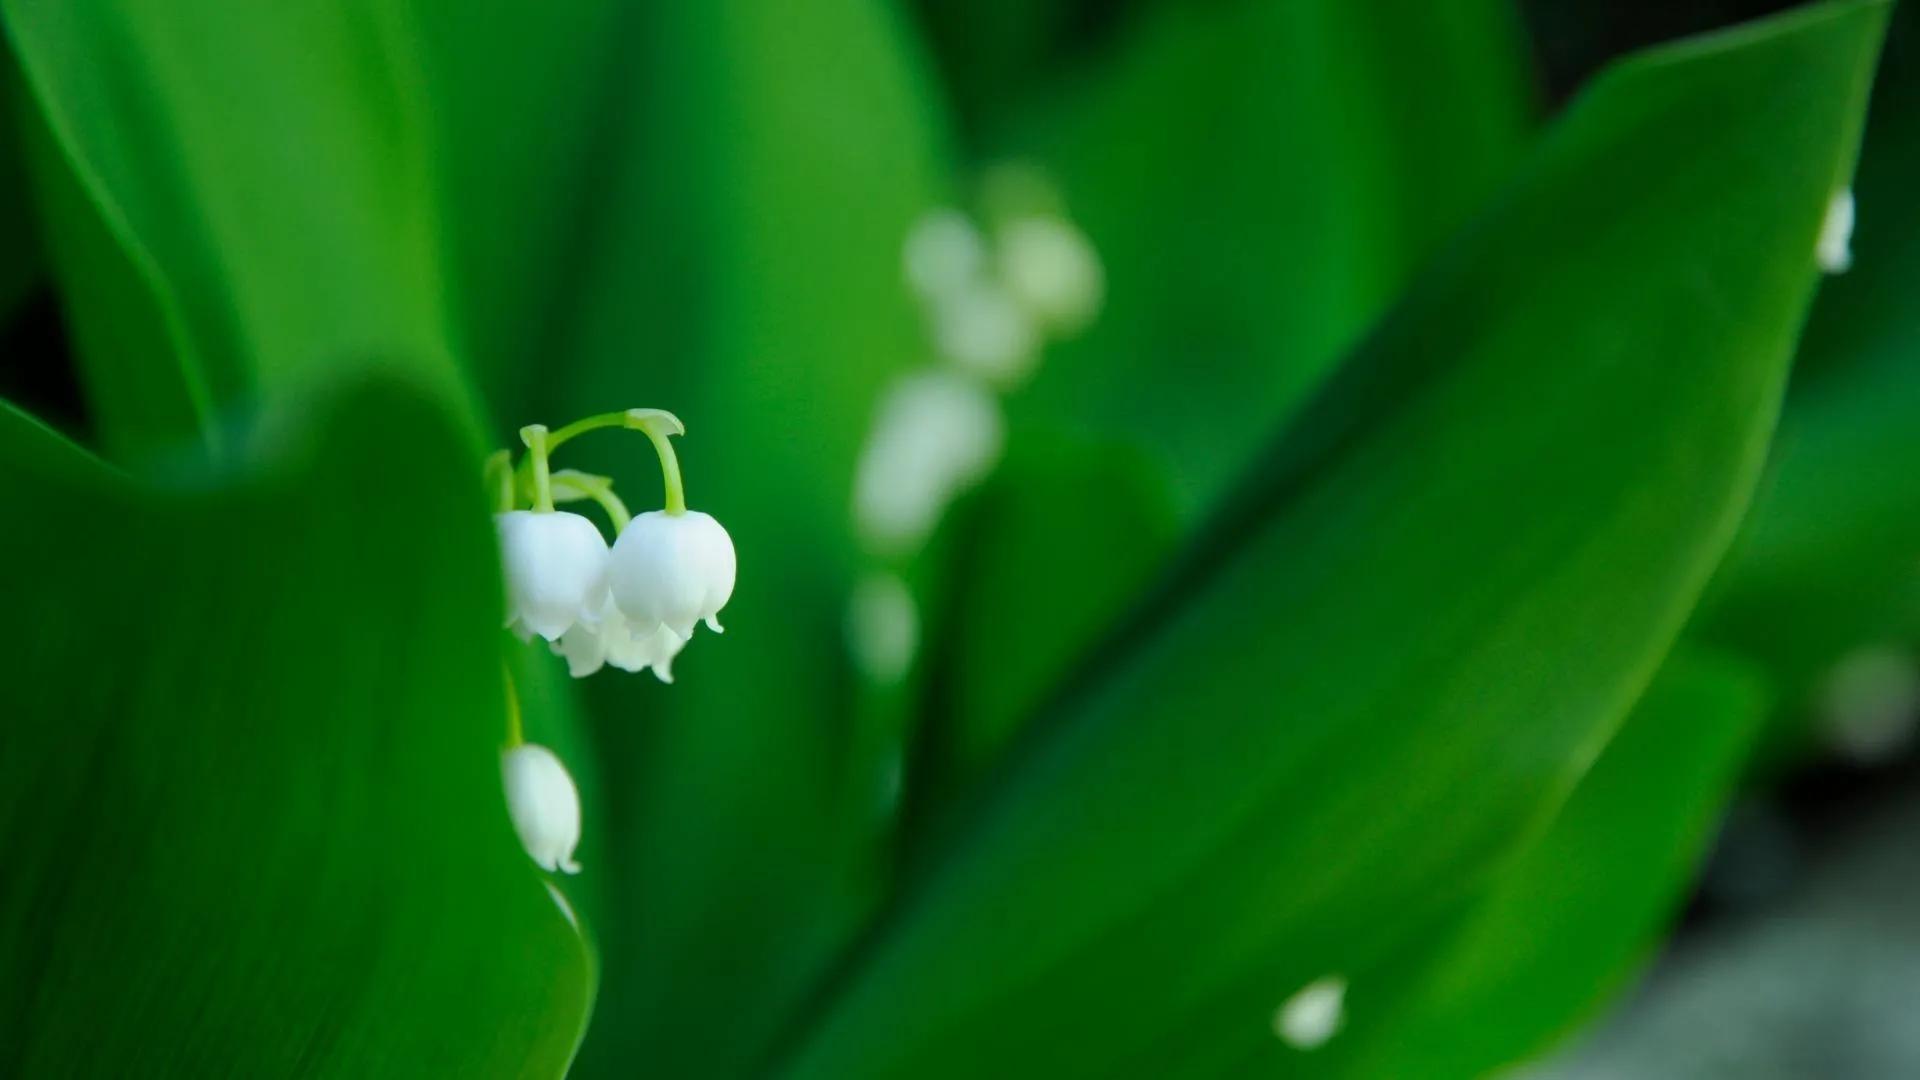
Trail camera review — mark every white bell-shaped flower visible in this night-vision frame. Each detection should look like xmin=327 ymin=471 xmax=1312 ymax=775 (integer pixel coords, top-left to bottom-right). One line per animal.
xmin=852 ymin=370 xmax=1004 ymax=553
xmin=930 ymin=280 xmax=1040 ymax=384
xmin=609 ymin=509 xmax=737 ymax=640
xmin=502 ymin=743 xmax=582 ymax=874
xmin=903 ymin=208 xmax=987 ymax=301
xmin=996 ymin=215 xmax=1104 ymax=334
xmin=496 ymin=509 xmax=610 ymax=642
xmin=554 ymin=598 xmax=689 ymax=683
xmin=1817 ymin=188 xmax=1855 ymax=273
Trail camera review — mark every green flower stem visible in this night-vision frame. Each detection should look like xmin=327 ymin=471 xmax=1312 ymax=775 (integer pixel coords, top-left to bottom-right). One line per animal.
xmin=520 ymin=425 xmax=555 ymax=513
xmin=551 ymin=470 xmax=633 ymax=532
xmin=504 ymin=665 xmax=525 ymax=748
xmin=523 ymin=407 xmax=688 ymax=516
xmin=483 ymin=450 xmax=516 ymax=513
xmin=642 ymin=421 xmax=687 ymax=516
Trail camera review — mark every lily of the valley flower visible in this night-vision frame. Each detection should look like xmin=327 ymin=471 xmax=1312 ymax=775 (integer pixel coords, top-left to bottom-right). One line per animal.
xmin=609 ymin=509 xmax=737 ymax=640
xmin=502 ymin=743 xmax=582 ymax=874
xmin=996 ymin=215 xmax=1104 ymax=334
xmin=1818 ymin=188 xmax=1855 ymax=273
xmin=493 ymin=409 xmax=735 ymax=680
xmin=496 ymin=509 xmax=610 ymax=642
xmin=554 ymin=597 xmax=688 ymax=682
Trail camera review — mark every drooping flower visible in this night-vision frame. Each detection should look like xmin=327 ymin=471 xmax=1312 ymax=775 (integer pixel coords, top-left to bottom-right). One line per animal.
xmin=554 ymin=597 xmax=688 ymax=683
xmin=1273 ymin=975 xmax=1347 ymax=1050
xmin=852 ymin=369 xmax=1005 ymax=554
xmin=903 ymin=207 xmax=988 ymax=301
xmin=996 ymin=215 xmax=1104 ymax=334
xmin=501 ymin=743 xmax=582 ymax=874
xmin=1817 ymin=188 xmax=1855 ymax=273
xmin=846 ymin=571 xmax=919 ymax=685
xmin=496 ymin=509 xmax=610 ymax=642
xmin=608 ymin=509 xmax=738 ymax=640
xmin=929 ymin=279 xmax=1040 ymax=384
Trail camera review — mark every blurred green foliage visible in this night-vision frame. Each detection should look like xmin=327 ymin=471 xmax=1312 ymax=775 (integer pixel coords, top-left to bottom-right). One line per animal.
xmin=0 ymin=0 xmax=1911 ymax=1077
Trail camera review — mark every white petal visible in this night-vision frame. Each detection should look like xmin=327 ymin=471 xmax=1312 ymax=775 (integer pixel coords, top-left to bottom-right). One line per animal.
xmin=997 ymin=215 xmax=1104 ymax=335
xmin=903 ymin=208 xmax=987 ymax=300
xmin=1817 ymin=188 xmax=1854 ymax=274
xmin=1274 ymin=975 xmax=1346 ymax=1050
xmin=496 ymin=510 xmax=610 ymax=642
xmin=501 ymin=744 xmax=582 ymax=875
xmin=609 ymin=510 xmax=735 ymax=640
xmin=846 ymin=572 xmax=918 ymax=685
xmin=852 ymin=370 xmax=1005 ymax=553
xmin=551 ymin=618 xmax=610 ymax=678
xmin=930 ymin=280 xmax=1039 ymax=384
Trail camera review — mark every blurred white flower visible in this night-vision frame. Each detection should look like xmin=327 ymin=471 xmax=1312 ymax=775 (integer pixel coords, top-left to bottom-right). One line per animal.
xmin=997 ymin=215 xmax=1104 ymax=335
xmin=903 ymin=208 xmax=988 ymax=301
xmin=1274 ymin=975 xmax=1347 ymax=1050
xmin=846 ymin=571 xmax=919 ymax=685
xmin=502 ymin=743 xmax=582 ymax=874
xmin=1817 ymin=188 xmax=1855 ymax=273
xmin=853 ymin=369 xmax=1005 ymax=554
xmin=609 ymin=509 xmax=737 ymax=640
xmin=1821 ymin=644 xmax=1920 ymax=764
xmin=496 ymin=509 xmax=610 ymax=642
xmin=930 ymin=280 xmax=1040 ymax=384
xmin=554 ymin=598 xmax=688 ymax=683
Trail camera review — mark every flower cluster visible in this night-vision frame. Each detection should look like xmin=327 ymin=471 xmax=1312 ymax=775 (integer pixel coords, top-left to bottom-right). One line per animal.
xmin=491 ymin=408 xmax=735 ymax=683
xmin=846 ymin=165 xmax=1103 ymax=686
xmin=489 ymin=407 xmax=736 ymax=876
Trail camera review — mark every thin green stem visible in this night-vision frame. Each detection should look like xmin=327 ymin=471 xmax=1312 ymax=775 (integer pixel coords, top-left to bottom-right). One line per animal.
xmin=483 ymin=449 xmax=517 ymax=513
xmin=644 ymin=423 xmax=687 ymax=515
xmin=504 ymin=664 xmax=525 ymax=747
xmin=521 ymin=424 xmax=555 ymax=513
xmin=551 ymin=470 xmax=633 ymax=532
xmin=514 ymin=407 xmax=687 ymax=518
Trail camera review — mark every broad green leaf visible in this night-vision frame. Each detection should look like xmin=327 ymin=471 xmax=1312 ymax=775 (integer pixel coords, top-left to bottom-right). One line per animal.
xmin=1012 ymin=0 xmax=1535 ymax=519
xmin=1320 ymin=650 xmax=1767 ymax=1079
xmin=0 ymin=47 xmax=38 ymax=323
xmin=784 ymin=5 xmax=1887 ymax=1076
xmin=1698 ymin=7 xmax=1920 ymax=747
xmin=0 ymin=0 xmax=469 ymax=457
xmin=936 ymin=0 xmax=1536 ymax=783
xmin=512 ymin=3 xmax=951 ymax=1076
xmin=403 ymin=0 xmax=625 ymax=410
xmin=0 ymin=381 xmax=591 ymax=1074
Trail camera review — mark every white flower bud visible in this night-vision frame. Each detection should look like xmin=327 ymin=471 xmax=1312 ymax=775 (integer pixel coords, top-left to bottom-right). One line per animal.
xmin=502 ymin=743 xmax=582 ymax=874
xmin=1273 ymin=975 xmax=1346 ymax=1050
xmin=554 ymin=598 xmax=688 ymax=683
xmin=903 ymin=208 xmax=987 ymax=301
xmin=496 ymin=510 xmax=610 ymax=642
xmin=930 ymin=280 xmax=1040 ymax=384
xmin=846 ymin=571 xmax=919 ymax=685
xmin=608 ymin=509 xmax=737 ymax=640
xmin=996 ymin=215 xmax=1104 ymax=334
xmin=1817 ymin=189 xmax=1854 ymax=273
xmin=853 ymin=370 xmax=1004 ymax=554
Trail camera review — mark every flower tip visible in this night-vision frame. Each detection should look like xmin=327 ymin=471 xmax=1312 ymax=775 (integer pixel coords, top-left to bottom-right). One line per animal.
xmin=705 ymin=615 xmax=725 ymax=634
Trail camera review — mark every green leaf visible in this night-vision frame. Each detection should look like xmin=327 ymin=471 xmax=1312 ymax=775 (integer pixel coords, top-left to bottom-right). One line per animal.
xmin=0 ymin=46 xmax=40 ymax=323
xmin=509 ymin=3 xmax=951 ymax=1076
xmin=936 ymin=0 xmax=1537 ymax=782
xmin=1698 ymin=6 xmax=1920 ymax=749
xmin=1321 ymin=650 xmax=1767 ymax=1079
xmin=1 ymin=0 xmax=470 ymax=457
xmin=0 ymin=382 xmax=592 ymax=1074
xmin=783 ymin=5 xmax=1886 ymax=1076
